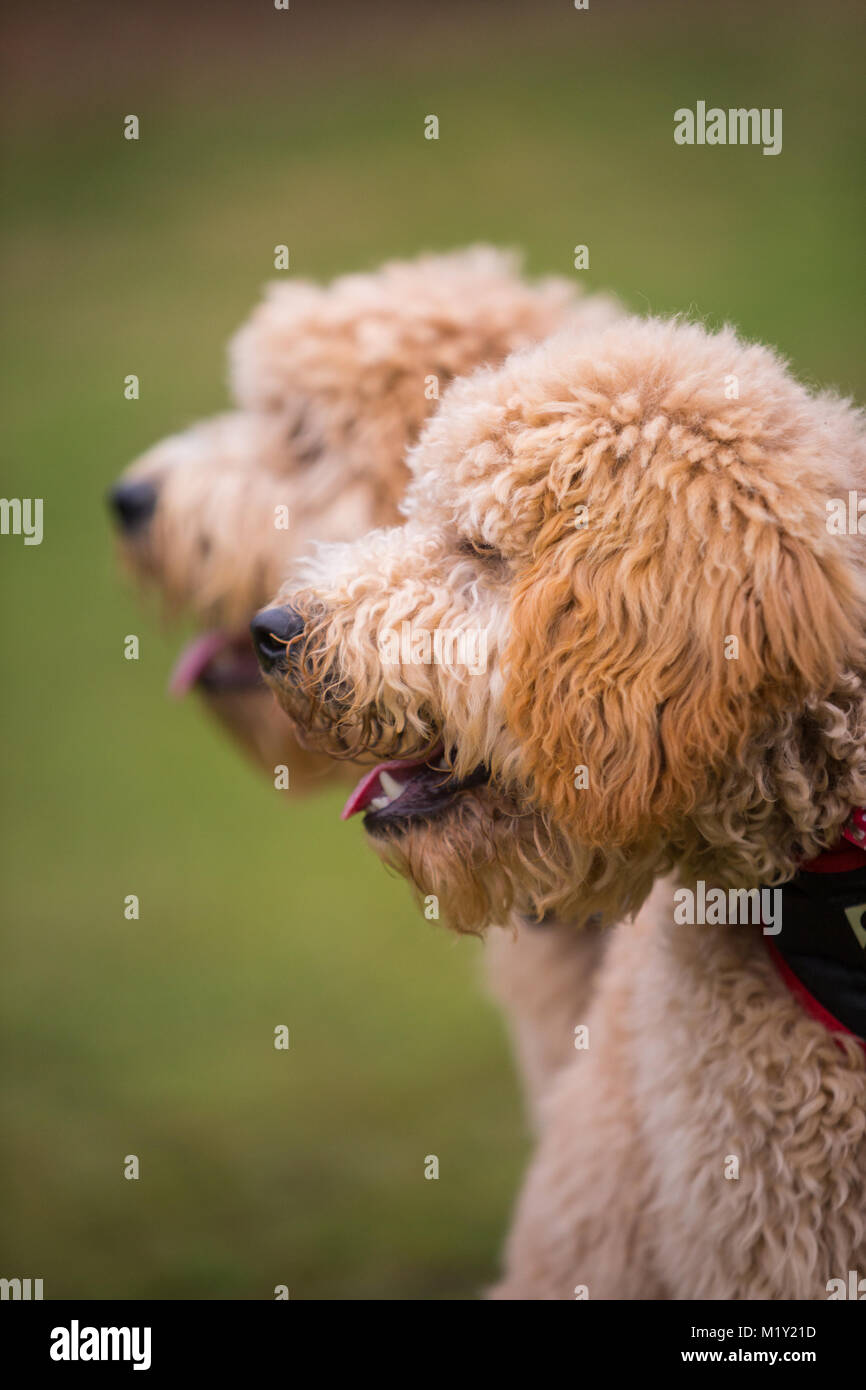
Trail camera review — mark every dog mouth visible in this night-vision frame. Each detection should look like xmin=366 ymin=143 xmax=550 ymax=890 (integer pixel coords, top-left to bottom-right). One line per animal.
xmin=342 ymin=744 xmax=488 ymax=834
xmin=169 ymin=630 xmax=264 ymax=697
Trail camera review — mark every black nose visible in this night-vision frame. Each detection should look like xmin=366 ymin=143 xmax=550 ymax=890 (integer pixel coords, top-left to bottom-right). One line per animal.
xmin=108 ymin=478 xmax=158 ymax=533
xmin=250 ymin=606 xmax=305 ymax=670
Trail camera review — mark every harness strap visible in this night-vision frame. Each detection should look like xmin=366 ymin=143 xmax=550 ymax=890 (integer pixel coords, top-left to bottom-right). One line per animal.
xmin=764 ymin=808 xmax=866 ymax=1052
xmin=765 ymin=940 xmax=865 ymax=1048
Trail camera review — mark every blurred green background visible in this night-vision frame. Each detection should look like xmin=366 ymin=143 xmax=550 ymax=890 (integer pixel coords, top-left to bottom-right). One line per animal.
xmin=1 ymin=0 xmax=864 ymax=1299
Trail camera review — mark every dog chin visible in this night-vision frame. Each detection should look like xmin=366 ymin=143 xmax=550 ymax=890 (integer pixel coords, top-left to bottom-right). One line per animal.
xmin=355 ymin=776 xmax=665 ymax=933
xmin=355 ymin=783 xmax=573 ymax=934
xmin=366 ymin=791 xmax=522 ymax=934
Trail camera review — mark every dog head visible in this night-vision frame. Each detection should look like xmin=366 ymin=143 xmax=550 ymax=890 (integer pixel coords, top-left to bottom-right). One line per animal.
xmin=258 ymin=316 xmax=866 ymax=928
xmin=109 ymin=248 xmax=617 ymax=786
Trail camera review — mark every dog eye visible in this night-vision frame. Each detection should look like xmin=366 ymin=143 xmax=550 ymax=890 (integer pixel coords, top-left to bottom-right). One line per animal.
xmin=294 ymin=438 xmax=323 ymax=466
xmin=285 ymin=408 xmax=323 ymax=466
xmin=458 ymin=537 xmax=502 ymax=562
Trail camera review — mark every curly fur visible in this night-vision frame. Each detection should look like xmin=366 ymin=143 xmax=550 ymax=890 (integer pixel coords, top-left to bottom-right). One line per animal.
xmin=114 ymin=247 xmax=619 ymax=782
xmin=266 ymin=313 xmax=866 ymax=1297
xmin=112 ymin=249 xmax=624 ymax=1109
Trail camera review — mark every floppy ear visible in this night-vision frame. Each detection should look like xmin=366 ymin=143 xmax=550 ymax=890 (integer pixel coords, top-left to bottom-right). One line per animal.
xmin=503 ymin=508 xmax=863 ymax=848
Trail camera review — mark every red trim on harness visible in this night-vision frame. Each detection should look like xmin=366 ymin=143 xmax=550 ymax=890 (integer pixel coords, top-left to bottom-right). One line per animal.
xmin=764 ymin=806 xmax=866 ymax=1051
xmin=801 ymin=844 xmax=866 ymax=873
xmin=765 ymin=940 xmax=865 ymax=1048
xmin=801 ymin=808 xmax=866 ymax=873
xmin=842 ymin=804 xmax=866 ymax=848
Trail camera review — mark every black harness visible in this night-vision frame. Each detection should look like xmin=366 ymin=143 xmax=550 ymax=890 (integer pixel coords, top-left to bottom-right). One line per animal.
xmin=769 ymin=858 xmax=866 ymax=1041
xmin=763 ymin=807 xmax=866 ymax=1045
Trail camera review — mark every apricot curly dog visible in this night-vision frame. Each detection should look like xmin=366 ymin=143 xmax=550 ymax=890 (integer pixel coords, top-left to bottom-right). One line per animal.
xmin=109 ymin=248 xmax=621 ymax=1118
xmin=257 ymin=315 xmax=866 ymax=1299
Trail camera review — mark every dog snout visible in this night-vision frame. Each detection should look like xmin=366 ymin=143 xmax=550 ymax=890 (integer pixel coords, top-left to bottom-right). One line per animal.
xmin=107 ymin=478 xmax=158 ymax=533
xmin=250 ymin=605 xmax=305 ymax=671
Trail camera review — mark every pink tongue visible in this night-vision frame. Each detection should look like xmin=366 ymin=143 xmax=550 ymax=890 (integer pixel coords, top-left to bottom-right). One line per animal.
xmin=341 ymin=752 xmax=436 ymax=821
xmin=168 ymin=631 xmax=232 ymax=697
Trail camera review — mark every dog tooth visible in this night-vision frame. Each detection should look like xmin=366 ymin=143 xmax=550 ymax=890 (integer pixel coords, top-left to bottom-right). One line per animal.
xmin=379 ymin=771 xmax=405 ymax=800
xmin=369 ymin=795 xmax=391 ymax=810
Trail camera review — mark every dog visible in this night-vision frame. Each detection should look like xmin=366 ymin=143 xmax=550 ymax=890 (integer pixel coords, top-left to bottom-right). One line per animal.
xmin=255 ymin=314 xmax=866 ymax=1298
xmin=109 ymin=247 xmax=621 ymax=1117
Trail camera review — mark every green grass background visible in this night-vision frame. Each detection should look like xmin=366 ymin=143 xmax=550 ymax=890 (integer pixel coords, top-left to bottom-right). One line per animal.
xmin=1 ymin=0 xmax=864 ymax=1298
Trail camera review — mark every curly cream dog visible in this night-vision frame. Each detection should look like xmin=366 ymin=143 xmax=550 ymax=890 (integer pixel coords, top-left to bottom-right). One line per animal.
xmin=110 ymin=248 xmax=621 ymax=1117
xmin=257 ymin=315 xmax=866 ymax=1298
